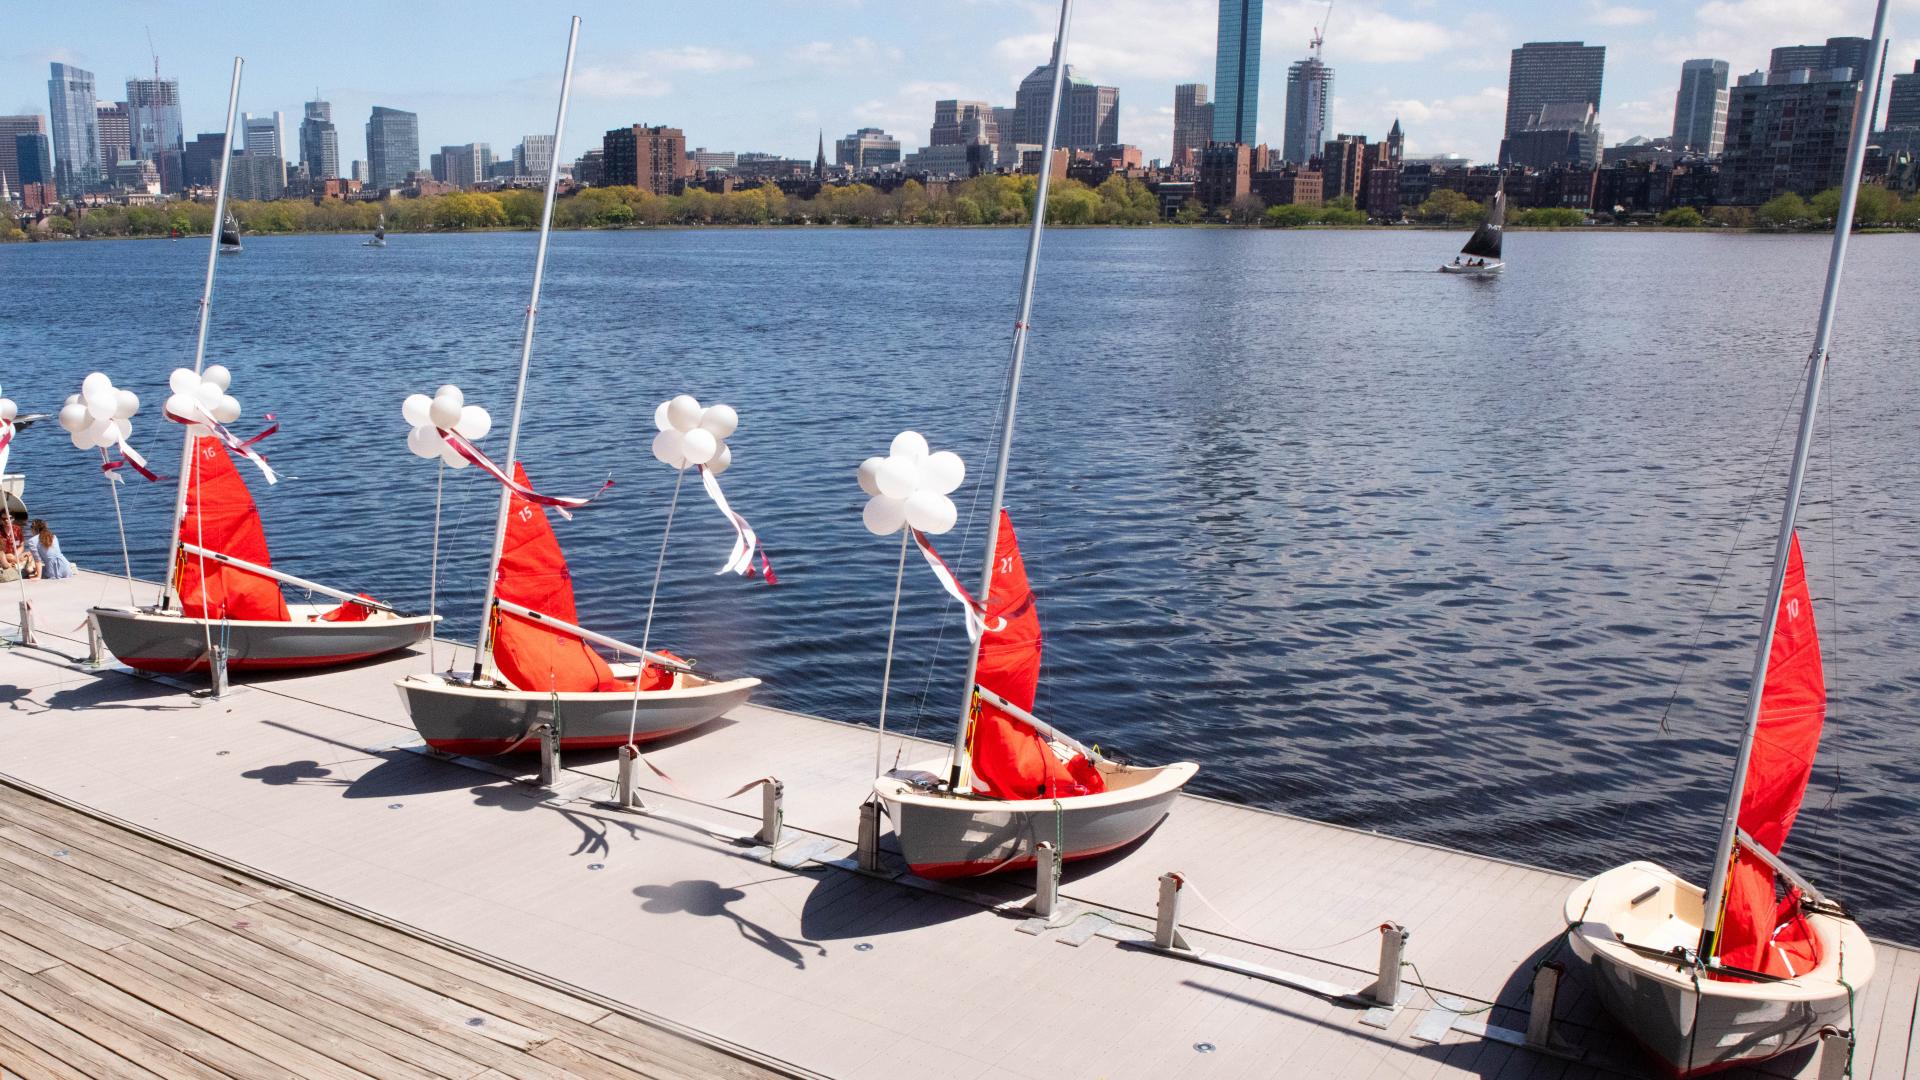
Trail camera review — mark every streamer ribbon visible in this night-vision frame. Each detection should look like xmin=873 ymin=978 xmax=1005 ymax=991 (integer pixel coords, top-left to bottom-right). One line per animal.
xmin=437 ymin=428 xmax=611 ymax=520
xmin=698 ymin=465 xmax=776 ymax=583
xmin=911 ymin=528 xmax=1005 ymax=641
xmin=102 ymin=438 xmax=164 ymax=482
xmin=163 ymin=403 xmax=280 ymax=484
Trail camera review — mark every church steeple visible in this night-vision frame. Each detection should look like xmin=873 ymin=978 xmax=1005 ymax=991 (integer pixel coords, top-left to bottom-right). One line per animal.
xmin=814 ymin=130 xmax=826 ymax=179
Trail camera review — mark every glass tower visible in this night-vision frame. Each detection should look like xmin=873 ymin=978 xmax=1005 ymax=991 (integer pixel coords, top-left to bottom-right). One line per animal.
xmin=47 ymin=61 xmax=101 ymax=198
xmin=1212 ymin=0 xmax=1263 ymax=144
xmin=365 ymin=106 xmax=420 ymax=190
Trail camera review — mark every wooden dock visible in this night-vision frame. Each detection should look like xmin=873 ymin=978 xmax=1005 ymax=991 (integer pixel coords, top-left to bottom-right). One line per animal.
xmin=2 ymin=569 xmax=1917 ymax=1079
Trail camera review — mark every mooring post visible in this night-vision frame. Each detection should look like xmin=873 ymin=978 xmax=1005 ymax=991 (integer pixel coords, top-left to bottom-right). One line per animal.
xmin=1154 ymin=872 xmax=1189 ymax=950
xmin=758 ymin=779 xmax=784 ymax=847
xmin=1816 ymin=1026 xmax=1852 ymax=1080
xmin=1032 ymin=841 xmax=1058 ymax=919
xmin=535 ymin=722 xmax=559 ymax=788
xmin=1526 ymin=961 xmax=1563 ymax=1049
xmin=613 ymin=744 xmax=642 ymax=809
xmin=856 ymin=799 xmax=882 ymax=873
xmin=86 ymin=614 xmax=105 ymax=666
xmin=209 ymin=642 xmax=229 ymax=698
xmin=1371 ymin=923 xmax=1407 ymax=1008
xmin=16 ymin=600 xmax=33 ymax=647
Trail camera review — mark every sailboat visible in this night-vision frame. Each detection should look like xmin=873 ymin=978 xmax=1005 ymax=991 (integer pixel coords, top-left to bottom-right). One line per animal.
xmin=870 ymin=0 xmax=1198 ymax=880
xmin=1562 ymin=5 xmax=1887 ymax=1073
xmin=394 ymin=18 xmax=759 ymax=756
xmin=218 ymin=211 xmax=242 ymax=255
xmin=90 ymin=58 xmax=434 ymax=675
xmin=363 ymin=212 xmax=387 ymax=248
xmin=1439 ymin=178 xmax=1504 ymax=274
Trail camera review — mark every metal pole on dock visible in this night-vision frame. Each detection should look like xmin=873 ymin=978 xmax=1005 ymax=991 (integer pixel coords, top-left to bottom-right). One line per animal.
xmin=1698 ymin=0 xmax=1889 ymax=959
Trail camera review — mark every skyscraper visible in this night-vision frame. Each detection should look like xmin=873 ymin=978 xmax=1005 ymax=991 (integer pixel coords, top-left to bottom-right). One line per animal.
xmin=1212 ymin=0 xmax=1263 ymax=144
xmin=127 ymin=77 xmax=184 ymax=191
xmin=300 ymin=99 xmax=339 ymax=181
xmin=602 ymin=124 xmax=688 ymax=194
xmin=836 ymin=128 xmax=902 ymax=171
xmin=1671 ymin=59 xmax=1731 ymax=156
xmin=435 ymin=143 xmax=491 ymax=188
xmin=14 ymin=132 xmax=53 ymax=188
xmin=1721 ymin=64 xmax=1863 ymax=203
xmin=1171 ymin=84 xmax=1211 ymax=166
xmin=1889 ymin=61 xmax=1920 ymax=128
xmin=1283 ymin=58 xmax=1333 ymax=163
xmin=47 ymin=62 xmax=100 ymax=198
xmin=1014 ymin=64 xmax=1118 ymax=151
xmin=0 ymin=115 xmax=47 ymax=193
xmin=242 ymin=111 xmax=287 ymax=188
xmin=365 ymin=106 xmax=420 ymax=190
xmin=1504 ymin=42 xmax=1606 ymax=142
xmin=182 ymin=132 xmax=227 ymax=189
xmin=931 ymin=100 xmax=997 ymax=147
xmin=95 ymin=102 xmax=131 ymax=174
xmin=514 ymin=134 xmax=555 ymax=178
xmin=1770 ymin=38 xmax=1871 ymax=81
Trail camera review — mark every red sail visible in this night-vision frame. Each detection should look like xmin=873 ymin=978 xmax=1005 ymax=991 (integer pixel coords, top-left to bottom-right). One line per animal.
xmin=175 ymin=436 xmax=289 ymax=622
xmin=967 ymin=511 xmax=1105 ymax=800
xmin=1717 ymin=533 xmax=1827 ymax=976
xmin=489 ymin=464 xmax=669 ymax=694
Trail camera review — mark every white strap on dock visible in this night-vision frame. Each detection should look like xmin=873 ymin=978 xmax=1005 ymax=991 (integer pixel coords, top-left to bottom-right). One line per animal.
xmin=178 ymin=543 xmax=396 ymax=614
xmin=492 ymin=598 xmax=692 ymax=672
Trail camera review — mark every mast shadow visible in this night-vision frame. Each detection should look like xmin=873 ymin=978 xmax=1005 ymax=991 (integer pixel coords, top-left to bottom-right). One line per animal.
xmin=634 ymin=878 xmax=826 ymax=970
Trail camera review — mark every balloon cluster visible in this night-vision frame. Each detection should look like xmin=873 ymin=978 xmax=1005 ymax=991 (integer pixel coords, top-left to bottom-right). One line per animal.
xmin=650 ymin=394 xmax=736 ymax=475
xmin=858 ymin=431 xmax=964 ymax=535
xmin=57 ymin=371 xmax=140 ymax=450
xmin=401 ymin=384 xmax=493 ymax=469
xmin=164 ymin=365 xmax=242 ymax=433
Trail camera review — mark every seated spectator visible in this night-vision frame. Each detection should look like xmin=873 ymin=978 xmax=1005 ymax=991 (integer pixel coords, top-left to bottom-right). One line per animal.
xmin=25 ymin=519 xmax=72 ymax=580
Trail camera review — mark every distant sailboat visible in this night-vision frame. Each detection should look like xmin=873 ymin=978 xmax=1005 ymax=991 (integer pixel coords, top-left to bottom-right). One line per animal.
xmin=364 ymin=212 xmax=387 ymax=248
xmin=217 ymin=211 xmax=242 ymax=255
xmin=1439 ymin=179 xmax=1504 ymax=274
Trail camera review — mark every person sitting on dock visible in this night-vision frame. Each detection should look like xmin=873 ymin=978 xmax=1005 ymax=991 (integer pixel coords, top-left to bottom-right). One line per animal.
xmin=25 ymin=519 xmax=72 ymax=580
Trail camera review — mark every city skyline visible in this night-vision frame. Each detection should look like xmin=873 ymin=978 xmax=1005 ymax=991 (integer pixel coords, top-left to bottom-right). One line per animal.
xmin=1 ymin=1 xmax=1910 ymax=169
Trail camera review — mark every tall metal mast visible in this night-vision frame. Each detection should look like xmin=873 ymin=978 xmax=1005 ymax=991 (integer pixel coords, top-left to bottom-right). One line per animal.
xmin=472 ymin=16 xmax=581 ymax=679
xmin=159 ymin=56 xmax=242 ymax=610
xmin=946 ymin=0 xmax=1074 ymax=793
xmin=1697 ymin=0 xmax=1890 ymax=959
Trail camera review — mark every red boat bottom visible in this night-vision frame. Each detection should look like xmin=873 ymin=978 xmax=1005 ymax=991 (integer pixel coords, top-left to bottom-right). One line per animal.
xmin=121 ymin=650 xmax=394 ymax=674
xmin=425 ymin=723 xmax=708 ymax=756
xmin=907 ymin=833 xmax=1143 ymax=880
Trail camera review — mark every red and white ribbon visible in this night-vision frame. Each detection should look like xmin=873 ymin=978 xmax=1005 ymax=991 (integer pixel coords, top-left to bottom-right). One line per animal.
xmin=0 ymin=421 xmax=12 ymax=458
xmin=698 ymin=465 xmax=776 ymax=584
xmin=102 ymin=438 xmax=163 ymax=482
xmin=438 ymin=428 xmax=611 ymax=521
xmin=163 ymin=402 xmax=280 ymax=484
xmin=911 ymin=528 xmax=1005 ymax=641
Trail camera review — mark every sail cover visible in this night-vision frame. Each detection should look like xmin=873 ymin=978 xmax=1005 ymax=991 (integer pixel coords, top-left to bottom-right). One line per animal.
xmin=490 ymin=464 xmax=669 ymax=693
xmin=175 ymin=436 xmax=289 ymax=621
xmin=1460 ymin=188 xmax=1505 ymax=259
xmin=1716 ymin=533 xmax=1827 ymax=977
xmin=967 ymin=511 xmax=1105 ymax=800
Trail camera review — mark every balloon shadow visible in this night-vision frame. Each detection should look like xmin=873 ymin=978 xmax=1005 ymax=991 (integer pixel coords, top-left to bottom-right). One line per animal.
xmin=634 ymin=878 xmax=825 ymax=970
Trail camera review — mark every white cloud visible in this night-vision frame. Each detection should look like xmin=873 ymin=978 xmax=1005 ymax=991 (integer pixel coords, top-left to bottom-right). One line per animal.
xmin=1655 ymin=0 xmax=1910 ymax=71
xmin=572 ymin=67 xmax=672 ymax=99
xmin=643 ymin=46 xmax=754 ymax=74
xmin=1343 ymin=86 xmax=1507 ymax=159
xmin=789 ymin=37 xmax=906 ymax=70
xmin=1588 ymin=2 xmax=1657 ymax=27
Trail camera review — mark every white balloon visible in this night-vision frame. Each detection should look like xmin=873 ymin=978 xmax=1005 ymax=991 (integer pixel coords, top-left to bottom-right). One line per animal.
xmin=168 ymin=368 xmax=200 ymax=395
xmin=455 ymin=405 xmax=492 ymax=440
xmin=434 ymin=384 xmax=464 ymax=409
xmin=681 ymin=427 xmax=718 ymax=465
xmin=698 ymin=403 xmax=738 ymax=439
xmin=85 ymin=418 xmax=116 ymax=448
xmin=863 ymin=495 xmax=909 ymax=535
xmin=401 ymin=393 xmax=432 ymax=427
xmin=195 ymin=381 xmax=223 ymax=406
xmin=70 ymin=429 xmax=90 ymax=450
xmin=428 ymin=394 xmax=461 ymax=428
xmin=0 ymin=398 xmax=16 ymax=422
xmin=202 ymin=363 xmax=232 ymax=390
xmin=407 ymin=425 xmax=444 ymax=459
xmin=889 ymin=430 xmax=929 ymax=461
xmin=651 ymin=428 xmax=685 ymax=467
xmin=707 ymin=443 xmax=731 ymax=477
xmin=440 ymin=441 xmax=470 ymax=469
xmin=164 ymin=392 xmax=198 ymax=420
xmin=875 ymin=455 xmax=916 ymax=499
xmin=666 ymin=394 xmax=702 ymax=432
xmin=856 ymin=456 xmax=885 ymax=497
xmin=58 ymin=402 xmax=88 ymax=432
xmin=918 ymin=450 xmax=965 ymax=495
xmin=212 ymin=395 xmax=242 ymax=424
xmin=653 ymin=400 xmax=673 ymax=432
xmin=86 ymin=391 xmax=117 ymax=421
xmin=111 ymin=417 xmax=132 ymax=442
xmin=115 ymin=388 xmax=140 ymax=418
xmin=905 ymin=490 xmax=958 ymax=535
xmin=81 ymin=372 xmax=111 ymax=399
xmin=64 ymin=393 xmax=80 ymax=407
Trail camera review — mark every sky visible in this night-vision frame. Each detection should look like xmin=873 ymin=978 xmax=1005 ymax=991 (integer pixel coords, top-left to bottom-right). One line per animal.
xmin=3 ymin=0 xmax=1913 ymax=168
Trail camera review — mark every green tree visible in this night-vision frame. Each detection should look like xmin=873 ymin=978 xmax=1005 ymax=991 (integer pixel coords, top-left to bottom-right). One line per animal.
xmin=1264 ymin=203 xmax=1318 ymax=227
xmin=1657 ymin=206 xmax=1704 ymax=227
xmin=1757 ymin=193 xmax=1810 ymax=228
xmin=43 ymin=215 xmax=74 ymax=235
xmin=1852 ymin=184 xmax=1897 ymax=225
xmin=1047 ymin=184 xmax=1101 ymax=224
xmin=1414 ymin=189 xmax=1482 ymax=224
xmin=1511 ymin=207 xmax=1585 ymax=227
xmin=1318 ymin=204 xmax=1367 ymax=225
xmin=1706 ymin=206 xmax=1754 ymax=228
xmin=1172 ymin=201 xmax=1202 ymax=224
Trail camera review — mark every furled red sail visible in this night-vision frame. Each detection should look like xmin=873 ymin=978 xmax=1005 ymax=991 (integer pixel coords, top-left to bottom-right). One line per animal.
xmin=967 ymin=510 xmax=1105 ymax=800
xmin=490 ymin=464 xmax=669 ymax=694
xmin=175 ymin=436 xmax=289 ymax=622
xmin=1716 ymin=533 xmax=1827 ymax=976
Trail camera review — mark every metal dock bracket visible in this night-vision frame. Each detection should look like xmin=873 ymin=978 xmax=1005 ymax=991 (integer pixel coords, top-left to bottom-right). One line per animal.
xmin=1411 ymin=960 xmax=1582 ymax=1061
xmin=16 ymin=600 xmax=34 ymax=647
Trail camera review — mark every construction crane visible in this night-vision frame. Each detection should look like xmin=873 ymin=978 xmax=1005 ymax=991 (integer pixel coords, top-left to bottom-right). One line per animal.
xmin=1310 ymin=0 xmax=1336 ymax=61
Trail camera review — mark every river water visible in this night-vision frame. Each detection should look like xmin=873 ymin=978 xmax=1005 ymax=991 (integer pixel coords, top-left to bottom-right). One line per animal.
xmin=6 ymin=227 xmax=1919 ymax=940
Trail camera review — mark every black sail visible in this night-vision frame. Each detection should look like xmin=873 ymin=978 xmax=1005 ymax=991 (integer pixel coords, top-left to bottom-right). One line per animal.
xmin=219 ymin=213 xmax=241 ymax=247
xmin=1460 ymin=187 xmax=1505 ymax=260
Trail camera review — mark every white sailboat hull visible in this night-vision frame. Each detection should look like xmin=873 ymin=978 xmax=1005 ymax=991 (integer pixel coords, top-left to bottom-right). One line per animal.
xmin=874 ymin=759 xmax=1198 ymax=879
xmin=396 ymin=668 xmax=759 ymax=755
xmin=91 ymin=603 xmax=437 ymax=675
xmin=1439 ymin=260 xmax=1503 ymax=274
xmin=1564 ymin=861 xmax=1874 ymax=1077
